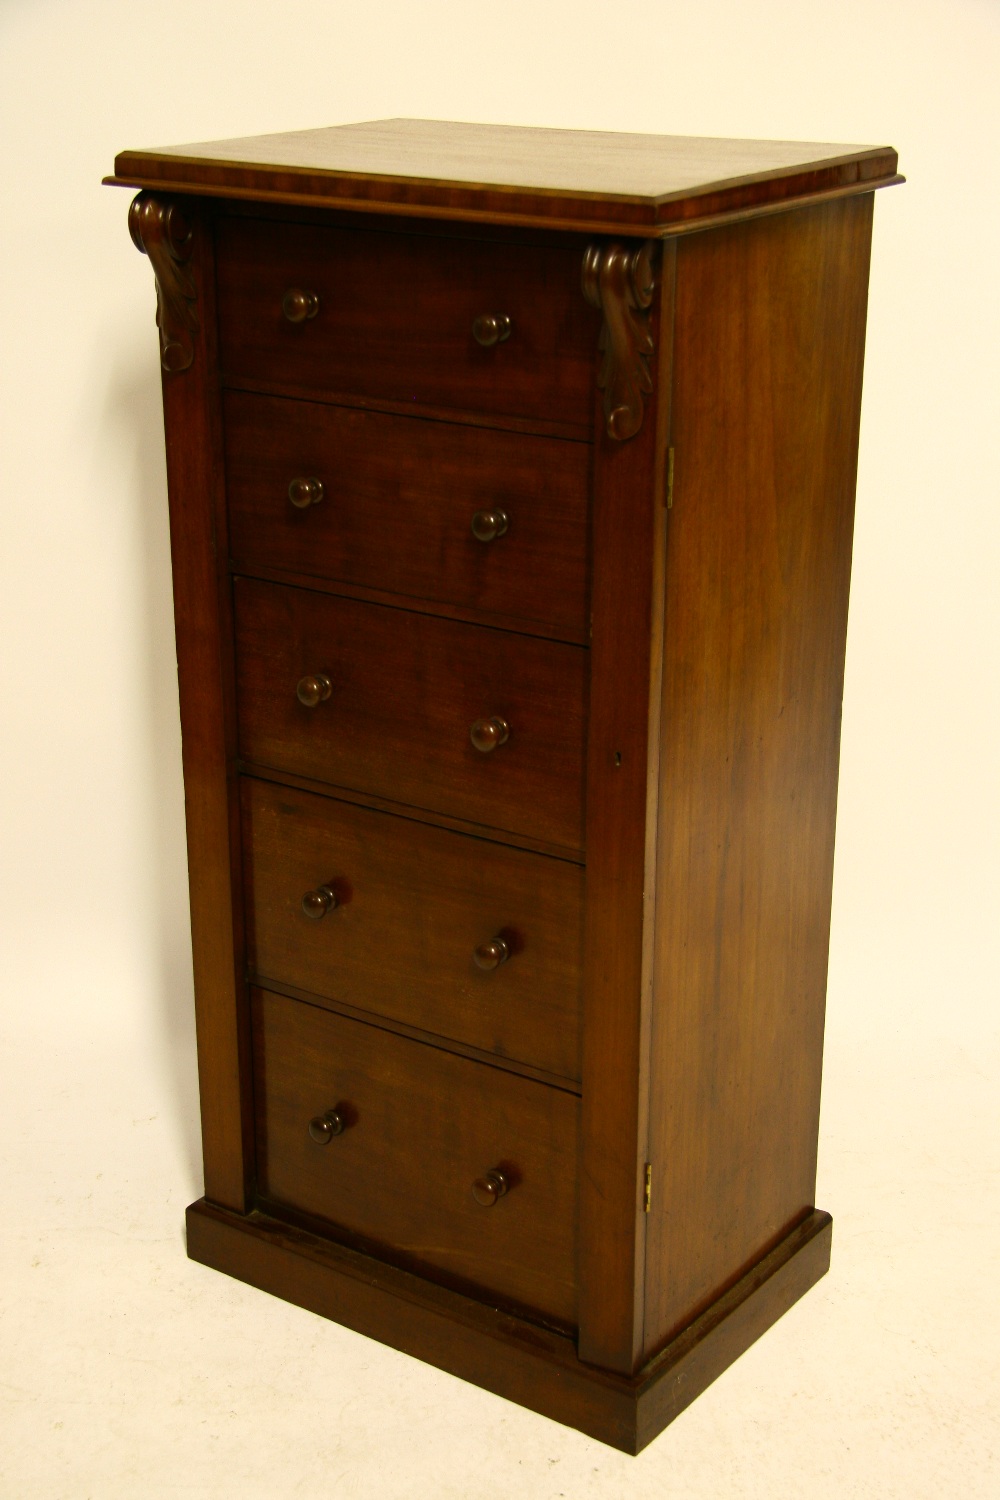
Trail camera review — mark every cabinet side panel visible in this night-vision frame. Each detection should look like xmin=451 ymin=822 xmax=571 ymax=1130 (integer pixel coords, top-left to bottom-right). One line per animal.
xmin=156 ymin=203 xmax=252 ymax=1210
xmin=643 ymin=196 xmax=873 ymax=1352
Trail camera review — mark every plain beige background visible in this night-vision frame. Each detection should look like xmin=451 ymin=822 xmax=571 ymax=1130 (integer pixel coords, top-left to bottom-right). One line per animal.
xmin=1 ymin=1 xmax=997 ymax=1495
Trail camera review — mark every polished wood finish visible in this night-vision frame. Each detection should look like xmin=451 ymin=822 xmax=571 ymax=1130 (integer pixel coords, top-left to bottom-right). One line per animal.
xmin=113 ymin=121 xmax=897 ymax=1450
xmin=300 ymin=883 xmax=338 ymax=919
xmin=137 ymin=196 xmax=252 ymax=1212
xmin=576 ymin=239 xmax=675 ymax=1372
xmin=233 ymin=578 xmax=587 ymax=850
xmin=286 ymin=475 xmax=324 ymax=509
xmin=472 ymin=936 xmax=510 ymax=971
xmin=581 ymin=240 xmax=657 ymax=439
xmin=128 ymin=193 xmax=199 ymax=372
xmin=643 ymin=195 xmax=873 ymax=1356
xmin=242 ymin=778 xmax=584 ymax=1080
xmin=471 ymin=1169 xmax=509 ymax=1207
xmin=187 ymin=1198 xmax=832 ymax=1453
xmin=470 ymin=508 xmax=509 ymax=543
xmin=471 ymin=312 xmax=512 ymax=347
xmin=281 ymin=286 xmax=319 ymax=323
xmin=251 ymin=988 xmax=579 ymax=1325
xmin=111 ymin=119 xmax=900 ymax=236
xmin=223 ymin=391 xmax=590 ymax=642
xmin=243 ymin=761 xmax=585 ymax=866
xmin=215 ymin=216 xmax=597 ymax=427
xmin=307 ymin=1108 xmax=346 ymax=1143
xmin=468 ymin=715 xmax=510 ymax=753
xmin=293 ymin=672 xmax=331 ymax=708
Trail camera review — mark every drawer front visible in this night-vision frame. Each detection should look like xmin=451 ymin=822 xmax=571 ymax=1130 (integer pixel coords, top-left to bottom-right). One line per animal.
xmin=243 ymin=778 xmax=584 ymax=1081
xmin=216 ymin=217 xmax=596 ymax=429
xmin=252 ymin=989 xmax=579 ymax=1325
xmin=224 ymin=391 xmax=591 ymax=642
xmin=234 ymin=579 xmax=587 ymax=851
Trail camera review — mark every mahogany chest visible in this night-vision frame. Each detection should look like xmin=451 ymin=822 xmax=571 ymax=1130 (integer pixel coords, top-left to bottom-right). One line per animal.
xmin=108 ymin=120 xmax=900 ymax=1451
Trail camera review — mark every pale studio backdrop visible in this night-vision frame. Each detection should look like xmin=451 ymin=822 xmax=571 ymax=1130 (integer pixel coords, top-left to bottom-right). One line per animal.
xmin=1 ymin=1 xmax=997 ymax=1496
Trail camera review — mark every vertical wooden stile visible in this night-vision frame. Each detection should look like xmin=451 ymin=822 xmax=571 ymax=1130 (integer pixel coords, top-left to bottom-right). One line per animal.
xmin=577 ymin=241 xmax=676 ymax=1373
xmin=149 ymin=200 xmax=252 ymax=1210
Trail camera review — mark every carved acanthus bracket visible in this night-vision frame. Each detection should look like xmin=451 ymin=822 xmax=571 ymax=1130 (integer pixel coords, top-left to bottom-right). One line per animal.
xmin=128 ymin=193 xmax=199 ymax=373
xmin=582 ymin=240 xmax=656 ymax=441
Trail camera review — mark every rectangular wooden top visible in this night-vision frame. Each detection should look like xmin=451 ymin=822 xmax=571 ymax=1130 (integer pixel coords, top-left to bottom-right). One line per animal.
xmin=109 ymin=118 xmax=900 ymax=236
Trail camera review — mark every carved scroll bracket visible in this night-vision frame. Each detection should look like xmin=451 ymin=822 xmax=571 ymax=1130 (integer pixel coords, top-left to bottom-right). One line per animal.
xmin=582 ymin=240 xmax=657 ymax=441
xmin=128 ymin=193 xmax=199 ymax=373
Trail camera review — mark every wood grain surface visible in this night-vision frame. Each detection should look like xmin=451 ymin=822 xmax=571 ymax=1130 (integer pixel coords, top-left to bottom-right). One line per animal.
xmin=251 ymin=988 xmax=579 ymax=1325
xmin=242 ymin=777 xmax=584 ymax=1080
xmin=187 ymin=1196 xmax=831 ymax=1451
xmin=216 ymin=215 xmax=597 ymax=428
xmin=110 ymin=119 xmax=900 ymax=236
xmin=642 ymin=195 xmax=874 ymax=1355
xmin=576 ymin=240 xmax=676 ymax=1374
xmin=147 ymin=201 xmax=253 ymax=1212
xmin=233 ymin=577 xmax=588 ymax=850
xmin=223 ymin=390 xmax=591 ymax=642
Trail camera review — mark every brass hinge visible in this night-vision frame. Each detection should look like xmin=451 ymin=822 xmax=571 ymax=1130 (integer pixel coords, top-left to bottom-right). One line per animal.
xmin=665 ymin=446 xmax=675 ymax=509
xmin=643 ymin=1162 xmax=652 ymax=1213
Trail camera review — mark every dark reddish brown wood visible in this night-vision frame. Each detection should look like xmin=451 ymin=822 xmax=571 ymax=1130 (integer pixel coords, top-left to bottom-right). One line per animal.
xmin=242 ymin=762 xmax=585 ymax=865
xmin=254 ymin=976 xmax=580 ymax=1094
xmin=582 ymin=240 xmax=656 ymax=440
xmin=233 ymin=578 xmax=588 ymax=851
xmin=110 ymin=119 xmax=900 ymax=237
xmin=215 ymin=216 xmax=597 ymax=428
xmin=576 ymin=242 xmax=675 ymax=1374
xmin=251 ymin=988 xmax=579 ymax=1325
xmin=138 ymin=198 xmax=252 ymax=1213
xmin=471 ymin=313 xmax=511 ymax=347
xmin=643 ymin=196 xmax=873 ymax=1356
xmin=242 ymin=778 xmax=584 ymax=1080
xmin=112 ymin=123 xmax=897 ymax=1451
xmin=473 ymin=936 xmax=510 ymax=970
xmin=128 ymin=193 xmax=198 ymax=371
xmin=186 ymin=1196 xmax=831 ymax=1452
xmin=281 ymin=286 xmax=319 ymax=323
xmin=225 ymin=371 xmax=592 ymax=443
xmin=223 ymin=391 xmax=591 ymax=643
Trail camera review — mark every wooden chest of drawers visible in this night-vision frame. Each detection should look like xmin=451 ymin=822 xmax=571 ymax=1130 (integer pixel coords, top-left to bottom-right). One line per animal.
xmin=108 ymin=119 xmax=900 ymax=1452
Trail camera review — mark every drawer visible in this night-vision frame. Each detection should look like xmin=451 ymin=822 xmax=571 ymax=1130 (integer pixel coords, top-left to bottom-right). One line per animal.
xmin=243 ymin=778 xmax=584 ymax=1081
xmin=234 ymin=578 xmax=587 ymax=851
xmin=215 ymin=217 xmax=596 ymax=430
xmin=252 ymin=988 xmax=579 ymax=1326
xmin=223 ymin=391 xmax=591 ymax=642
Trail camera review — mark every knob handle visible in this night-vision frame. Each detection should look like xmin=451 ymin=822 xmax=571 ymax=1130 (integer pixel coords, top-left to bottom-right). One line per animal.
xmin=308 ymin=1109 xmax=345 ymax=1144
xmin=282 ymin=287 xmax=320 ymax=323
xmin=301 ymin=885 xmax=339 ymax=919
xmin=288 ymin=476 xmax=325 ymax=509
xmin=471 ymin=508 xmax=508 ymax=543
xmin=472 ymin=1169 xmax=509 ymax=1207
xmin=469 ymin=716 xmax=509 ymax=753
xmin=474 ymin=936 xmax=510 ymax=971
xmin=472 ymin=313 xmax=512 ymax=348
xmin=296 ymin=673 xmax=332 ymax=708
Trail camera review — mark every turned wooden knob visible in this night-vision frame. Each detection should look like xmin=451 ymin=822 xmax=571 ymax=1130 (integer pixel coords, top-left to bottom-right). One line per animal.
xmin=471 ymin=508 xmax=508 ymax=543
xmin=301 ymin=885 xmax=339 ymax=919
xmin=282 ymin=287 xmax=320 ymax=323
xmin=474 ymin=936 xmax=510 ymax=970
xmin=472 ymin=1168 xmax=509 ymax=1207
xmin=469 ymin=716 xmax=509 ymax=753
xmin=472 ymin=313 xmax=512 ymax=347
xmin=288 ymin=476 xmax=325 ymax=509
xmin=308 ymin=1109 xmax=345 ymax=1143
xmin=296 ymin=673 xmax=332 ymax=708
